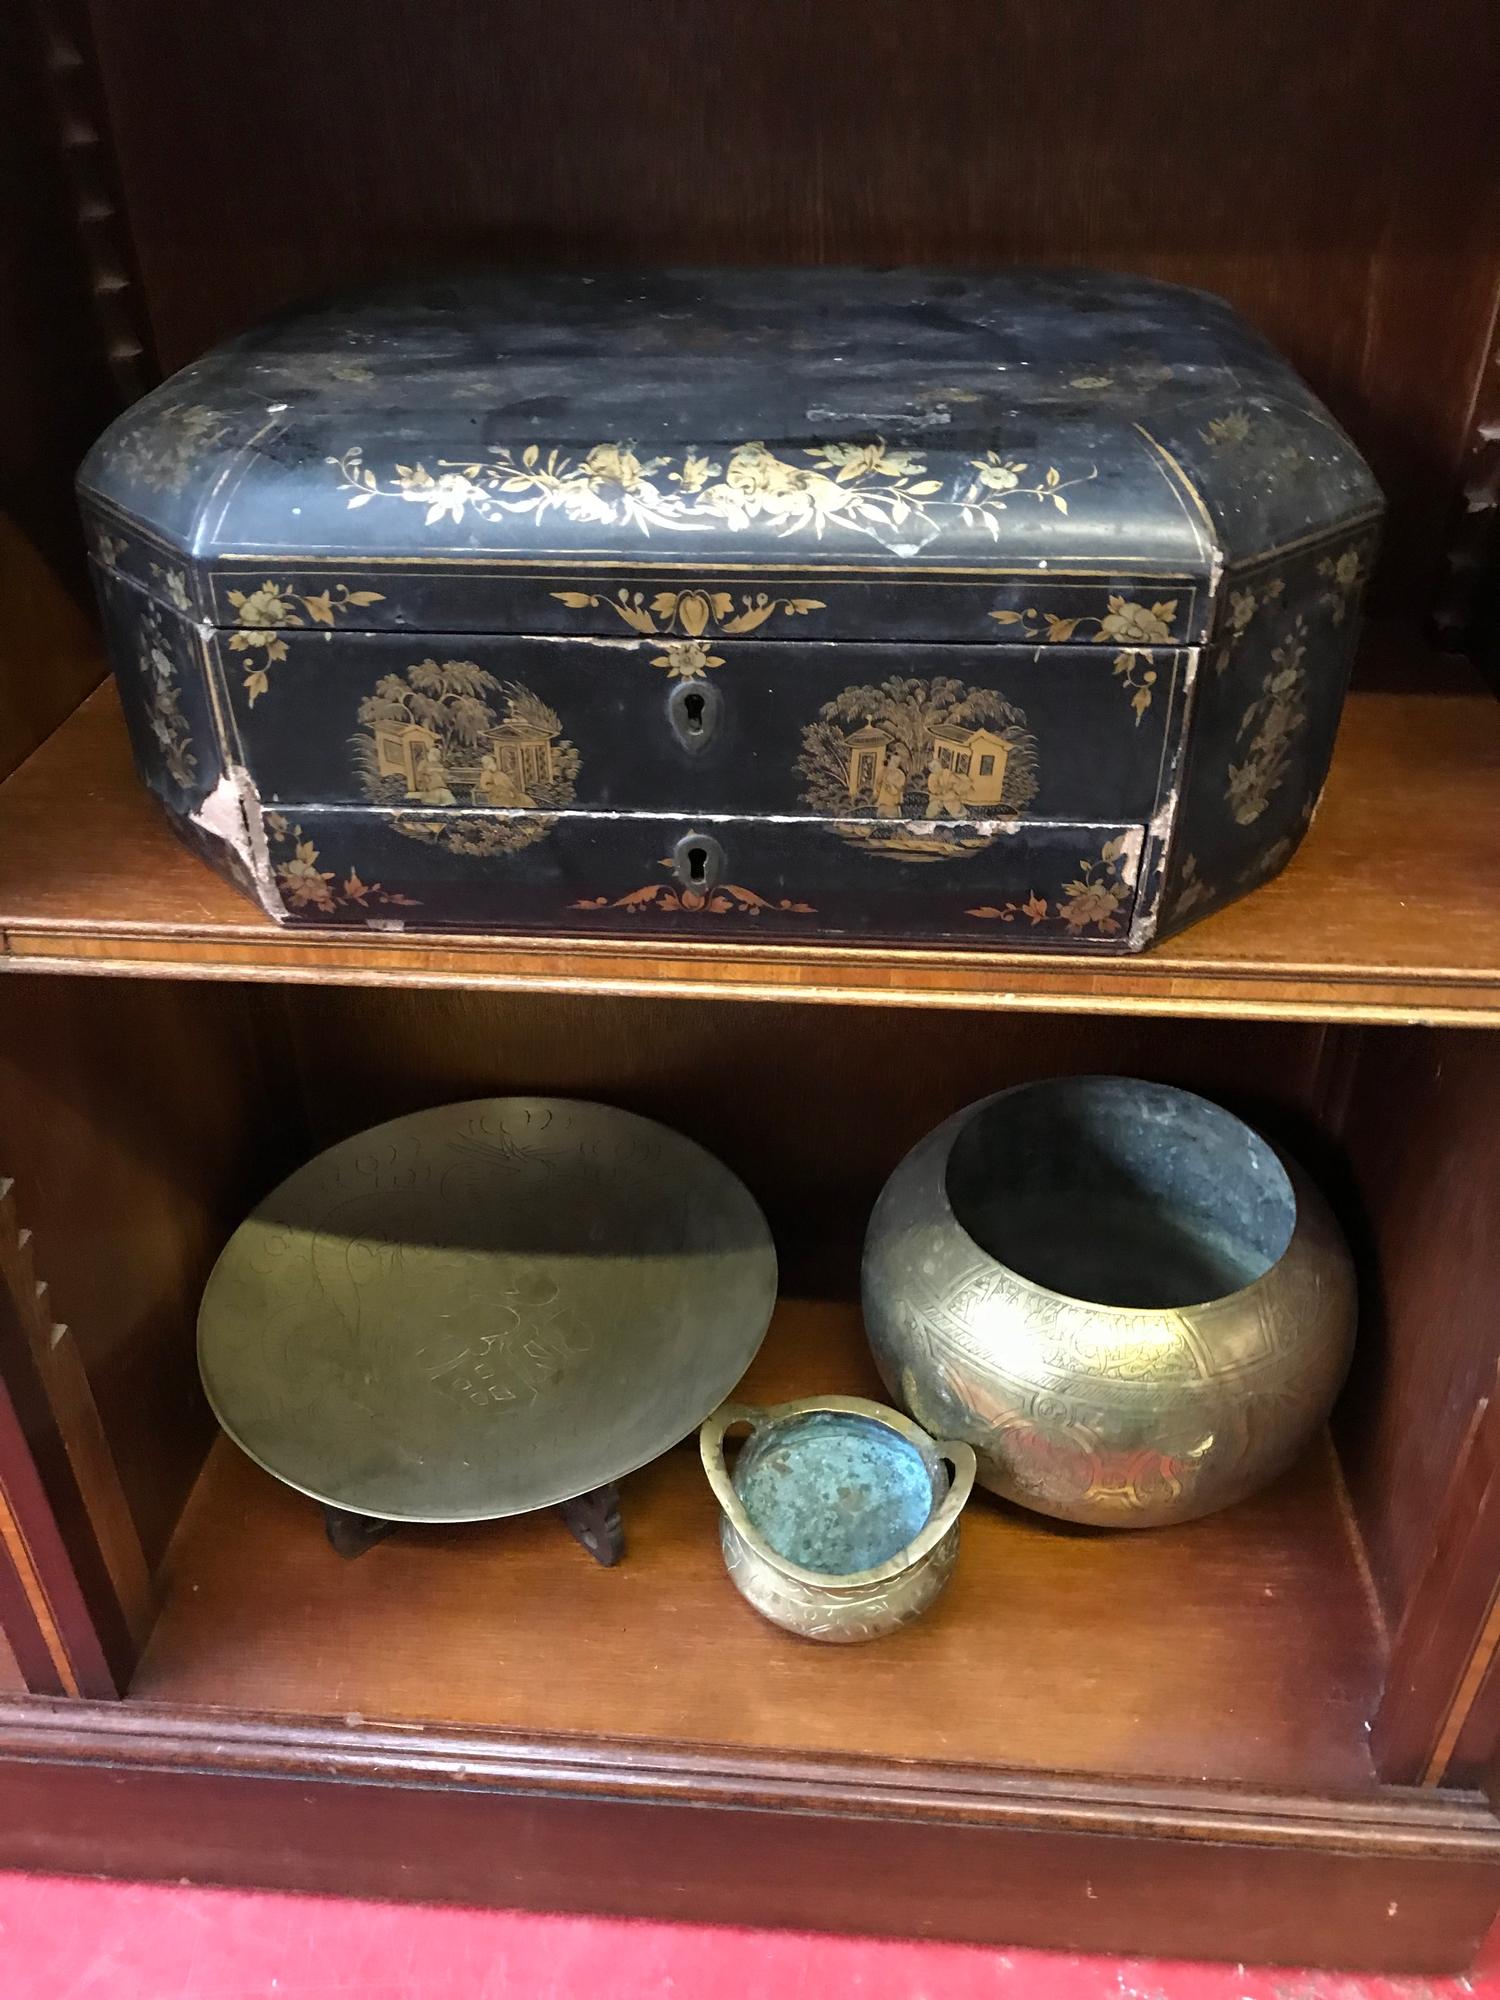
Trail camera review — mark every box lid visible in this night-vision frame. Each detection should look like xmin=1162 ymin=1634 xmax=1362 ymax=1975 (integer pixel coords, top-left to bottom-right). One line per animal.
xmin=78 ymin=268 xmax=1381 ymax=644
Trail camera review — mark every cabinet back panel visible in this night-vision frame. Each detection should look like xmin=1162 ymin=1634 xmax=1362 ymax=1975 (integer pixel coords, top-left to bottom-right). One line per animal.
xmin=0 ymin=5 xmax=115 ymax=778
xmin=84 ymin=0 xmax=1499 ymax=617
xmin=279 ymin=989 xmax=1336 ymax=1292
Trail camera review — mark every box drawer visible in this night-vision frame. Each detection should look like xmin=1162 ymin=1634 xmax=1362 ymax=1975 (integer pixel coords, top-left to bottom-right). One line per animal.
xmin=258 ymin=804 xmax=1148 ymax=948
xmin=219 ymin=632 xmax=1189 ymax=826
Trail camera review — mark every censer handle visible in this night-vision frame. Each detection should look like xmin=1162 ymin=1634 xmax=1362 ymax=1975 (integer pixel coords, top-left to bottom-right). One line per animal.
xmin=927 ymin=1440 xmax=979 ymax=1537
xmin=698 ymin=1401 xmax=764 ymax=1524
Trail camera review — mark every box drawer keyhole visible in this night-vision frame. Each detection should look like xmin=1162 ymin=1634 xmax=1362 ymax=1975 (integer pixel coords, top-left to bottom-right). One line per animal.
xmin=672 ymin=831 xmax=725 ymax=897
xmin=668 ymin=678 xmax=722 ymax=755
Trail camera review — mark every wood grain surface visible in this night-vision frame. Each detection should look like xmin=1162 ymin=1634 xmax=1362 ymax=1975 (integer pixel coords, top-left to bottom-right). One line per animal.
xmin=1 ymin=1703 xmax=1498 ymax=1975
xmin=2 ymin=1693 xmax=1498 ymax=1971
xmin=130 ymin=1298 xmax=1385 ymax=1794
xmin=0 ymin=976 xmax=304 ymax=1569
xmin=1336 ymin=1032 xmax=1500 ymax=1628
xmin=0 ymin=641 xmax=1496 ymax=1021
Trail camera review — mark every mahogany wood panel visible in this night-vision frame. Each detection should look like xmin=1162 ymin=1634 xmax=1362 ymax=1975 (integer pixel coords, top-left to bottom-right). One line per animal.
xmin=131 ymin=1299 xmax=1384 ymax=1793
xmin=281 ymin=991 xmax=1331 ymax=1292
xmin=1371 ymin=1360 xmax=1500 ymax=1785
xmin=0 ymin=1631 xmax=20 ymax=1694
xmin=0 ymin=1528 xmax=68 ymax=1695
xmin=0 ymin=640 xmax=1497 ymax=1022
xmin=0 ymin=1703 xmax=1496 ymax=1973
xmin=84 ymin=0 xmax=1500 ymax=617
xmin=0 ymin=976 xmax=304 ymax=1570
xmin=1451 ymin=1618 xmax=1500 ymax=1790
xmin=1335 ymin=1030 xmax=1500 ymax=1652
xmin=0 ymin=1326 xmax=122 ymax=1697
xmin=0 ymin=1177 xmax=147 ymax=1690
xmin=0 ymin=1180 xmax=152 ymax=1643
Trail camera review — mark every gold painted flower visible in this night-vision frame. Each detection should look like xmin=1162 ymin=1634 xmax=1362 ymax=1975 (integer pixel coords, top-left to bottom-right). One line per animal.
xmin=422 ymin=472 xmax=486 ymax=526
xmin=968 ymin=452 xmax=1027 ymax=492
xmin=1098 ymin=596 xmax=1177 ymax=645
xmin=391 ymin=462 xmax=487 ymax=525
xmin=277 ymin=840 xmax=337 ymax=912
xmin=580 ymin=444 xmax=649 ymax=493
xmin=1225 ymin=763 xmax=1267 ymax=822
xmin=1316 ymin=548 xmax=1365 ymax=624
xmin=816 ymin=440 xmax=926 ymax=481
xmin=673 ymin=453 xmax=720 ymax=493
xmin=701 ymin=444 xmax=854 ymax=533
xmin=1059 ymin=880 xmax=1127 ymax=933
xmin=1172 ymin=855 xmax=1213 ymax=918
xmin=231 ymin=583 xmax=298 ymax=630
xmin=1228 ymin=589 xmax=1257 ymax=632
xmin=720 ymin=443 xmax=814 ymax=500
xmin=651 ymin=640 xmax=723 ymax=679
xmin=1202 ymin=409 xmax=1252 ymax=448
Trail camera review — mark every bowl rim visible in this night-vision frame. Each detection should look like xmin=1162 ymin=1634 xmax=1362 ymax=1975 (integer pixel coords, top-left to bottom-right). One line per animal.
xmin=700 ymin=1395 xmax=977 ymax=1593
xmin=925 ymin=1074 xmax=1311 ymax=1322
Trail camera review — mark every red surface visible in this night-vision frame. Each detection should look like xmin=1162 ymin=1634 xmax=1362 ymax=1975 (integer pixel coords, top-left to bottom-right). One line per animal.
xmin=0 ymin=1876 xmax=1494 ymax=2000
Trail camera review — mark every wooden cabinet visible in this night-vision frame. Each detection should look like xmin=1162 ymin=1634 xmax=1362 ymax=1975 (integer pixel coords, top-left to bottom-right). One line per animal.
xmin=2 ymin=0 xmax=1500 ymax=1971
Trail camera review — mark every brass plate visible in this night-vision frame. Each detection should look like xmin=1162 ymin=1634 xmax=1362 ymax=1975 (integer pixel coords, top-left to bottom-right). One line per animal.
xmin=198 ymin=1098 xmax=778 ymax=1522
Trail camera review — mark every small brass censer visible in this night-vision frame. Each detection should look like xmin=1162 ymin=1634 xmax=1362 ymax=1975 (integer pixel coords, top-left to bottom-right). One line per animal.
xmin=863 ymin=1077 xmax=1355 ymax=1527
xmin=199 ymin=1097 xmax=778 ymax=1556
xmin=701 ymin=1397 xmax=975 ymax=1640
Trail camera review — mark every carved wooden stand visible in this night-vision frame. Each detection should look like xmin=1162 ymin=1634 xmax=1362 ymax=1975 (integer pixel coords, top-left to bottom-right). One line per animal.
xmin=321 ymin=1482 xmax=625 ymax=1566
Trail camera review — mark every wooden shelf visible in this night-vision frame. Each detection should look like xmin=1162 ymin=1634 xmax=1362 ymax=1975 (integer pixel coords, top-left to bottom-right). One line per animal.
xmin=131 ymin=1299 xmax=1384 ymax=1796
xmin=0 ymin=633 xmax=1497 ymax=1022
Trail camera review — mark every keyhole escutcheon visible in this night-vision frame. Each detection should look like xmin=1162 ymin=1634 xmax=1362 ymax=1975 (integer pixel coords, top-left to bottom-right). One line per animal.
xmin=672 ymin=831 xmax=725 ymax=899
xmin=668 ymin=677 xmax=723 ymax=755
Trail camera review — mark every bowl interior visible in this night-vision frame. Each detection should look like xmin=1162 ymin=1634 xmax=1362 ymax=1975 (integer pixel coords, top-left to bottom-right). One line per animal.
xmin=731 ymin=1411 xmax=941 ymax=1574
xmin=944 ymin=1078 xmax=1296 ymax=1310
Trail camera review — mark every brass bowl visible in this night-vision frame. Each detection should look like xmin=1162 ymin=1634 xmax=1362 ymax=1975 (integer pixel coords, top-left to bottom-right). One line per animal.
xmin=701 ymin=1397 xmax=976 ymax=1642
xmin=862 ymin=1077 xmax=1356 ymax=1528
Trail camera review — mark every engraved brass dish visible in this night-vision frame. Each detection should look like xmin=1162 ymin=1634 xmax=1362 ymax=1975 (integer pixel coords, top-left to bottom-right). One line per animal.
xmin=700 ymin=1397 xmax=975 ymax=1642
xmin=198 ymin=1098 xmax=778 ymax=1522
xmin=862 ymin=1077 xmax=1356 ymax=1527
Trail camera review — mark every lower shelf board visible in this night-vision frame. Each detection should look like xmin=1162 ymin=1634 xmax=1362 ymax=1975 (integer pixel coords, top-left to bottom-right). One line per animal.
xmin=130 ymin=1298 xmax=1384 ymax=1796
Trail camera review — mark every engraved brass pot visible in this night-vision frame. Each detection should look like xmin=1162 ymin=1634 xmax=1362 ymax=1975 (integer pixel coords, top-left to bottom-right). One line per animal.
xmin=862 ymin=1077 xmax=1356 ymax=1528
xmin=700 ymin=1397 xmax=976 ymax=1642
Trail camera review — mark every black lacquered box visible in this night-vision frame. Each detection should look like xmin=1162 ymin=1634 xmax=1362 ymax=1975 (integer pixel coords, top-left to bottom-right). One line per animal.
xmin=78 ymin=268 xmax=1381 ymax=950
